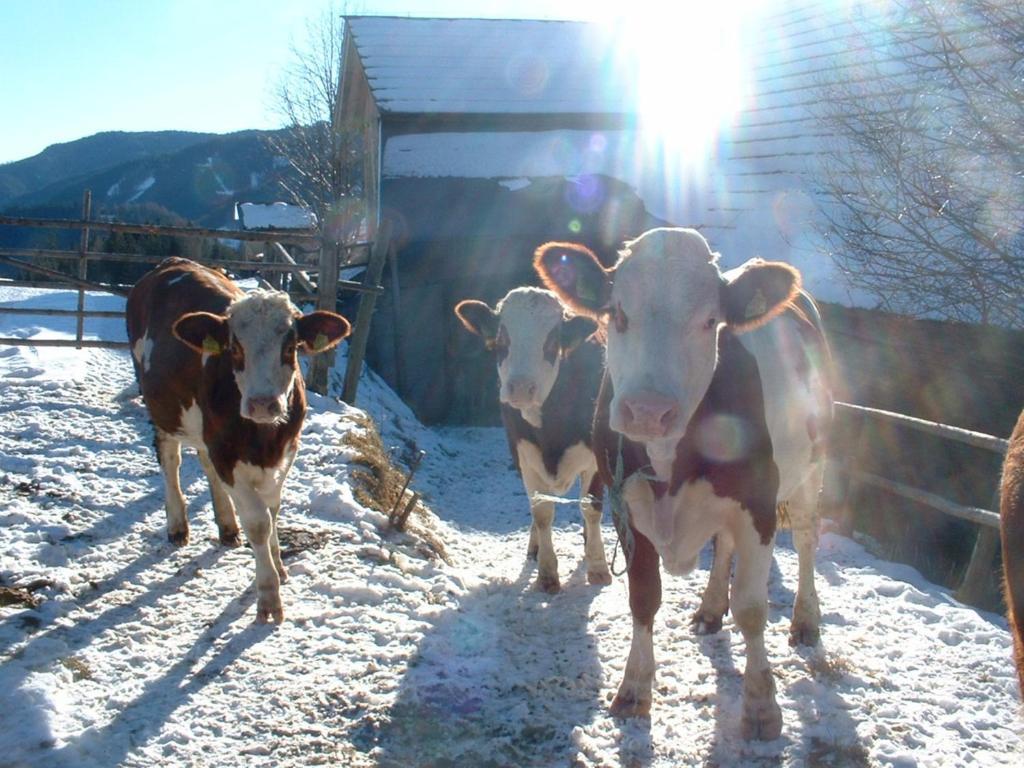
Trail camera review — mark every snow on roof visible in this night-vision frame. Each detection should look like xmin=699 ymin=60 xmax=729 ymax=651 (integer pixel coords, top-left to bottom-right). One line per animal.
xmin=236 ymin=202 xmax=317 ymax=231
xmin=346 ymin=16 xmax=637 ymax=115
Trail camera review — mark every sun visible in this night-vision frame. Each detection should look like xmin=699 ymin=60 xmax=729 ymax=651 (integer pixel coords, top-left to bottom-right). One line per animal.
xmin=602 ymin=1 xmax=763 ymax=168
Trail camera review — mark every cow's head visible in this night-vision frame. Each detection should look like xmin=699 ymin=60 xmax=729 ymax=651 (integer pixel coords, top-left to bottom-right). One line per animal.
xmin=535 ymin=228 xmax=800 ymax=460
xmin=173 ymin=290 xmax=351 ymax=424
xmin=454 ymin=287 xmax=598 ymax=427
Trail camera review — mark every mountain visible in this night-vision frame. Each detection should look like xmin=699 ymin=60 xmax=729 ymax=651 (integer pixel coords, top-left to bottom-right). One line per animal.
xmin=0 ymin=131 xmax=218 ymax=208
xmin=0 ymin=129 xmax=303 ymax=229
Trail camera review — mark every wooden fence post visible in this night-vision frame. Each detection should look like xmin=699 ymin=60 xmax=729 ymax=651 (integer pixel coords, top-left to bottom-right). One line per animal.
xmin=342 ymin=220 xmax=392 ymax=405
xmin=307 ymin=241 xmax=339 ymax=395
xmin=76 ymin=189 xmax=91 ymax=348
xmin=956 ymin=490 xmax=1002 ymax=606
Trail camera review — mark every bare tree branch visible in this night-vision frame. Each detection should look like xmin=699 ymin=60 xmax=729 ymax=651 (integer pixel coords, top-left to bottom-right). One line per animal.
xmin=814 ymin=0 xmax=1024 ymax=326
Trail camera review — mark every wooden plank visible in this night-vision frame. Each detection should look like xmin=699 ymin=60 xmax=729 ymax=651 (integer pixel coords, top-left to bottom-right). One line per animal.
xmin=0 ymin=214 xmax=320 ymax=245
xmin=844 ymin=467 xmax=1000 ymax=529
xmin=0 ymin=254 xmax=130 ymax=297
xmin=76 ymin=190 xmax=91 ymax=348
xmin=835 ymin=401 xmax=1009 ymax=455
xmin=956 ymin=517 xmax=1001 ymax=605
xmin=306 ymin=242 xmax=340 ymax=395
xmin=0 ymin=308 xmax=124 ymax=318
xmin=268 ymin=241 xmax=316 ymax=294
xmin=0 ymin=337 xmax=129 ymax=349
xmin=342 ymin=220 xmax=392 ymax=405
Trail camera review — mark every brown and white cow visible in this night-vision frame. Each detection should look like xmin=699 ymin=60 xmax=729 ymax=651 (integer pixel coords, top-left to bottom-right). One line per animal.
xmin=126 ymin=257 xmax=350 ymax=624
xmin=535 ymin=228 xmax=832 ymax=740
xmin=1000 ymin=408 xmax=1024 ymax=700
xmin=455 ymin=287 xmax=612 ymax=592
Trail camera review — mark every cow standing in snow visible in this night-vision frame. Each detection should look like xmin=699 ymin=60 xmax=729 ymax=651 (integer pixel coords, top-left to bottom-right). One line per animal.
xmin=126 ymin=257 xmax=351 ymax=623
xmin=535 ymin=228 xmax=832 ymax=739
xmin=1000 ymin=409 xmax=1024 ymax=699
xmin=455 ymin=287 xmax=612 ymax=592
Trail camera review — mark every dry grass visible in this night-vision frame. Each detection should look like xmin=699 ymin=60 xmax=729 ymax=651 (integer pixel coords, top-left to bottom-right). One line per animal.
xmin=805 ymin=650 xmax=855 ymax=685
xmin=341 ymin=413 xmax=449 ymax=564
xmin=806 ymin=737 xmax=872 ymax=768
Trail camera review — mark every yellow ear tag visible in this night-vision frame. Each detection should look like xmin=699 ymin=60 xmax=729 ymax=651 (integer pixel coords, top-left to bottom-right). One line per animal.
xmin=313 ymin=332 xmax=330 ymax=352
xmin=202 ymin=335 xmax=222 ymax=354
xmin=746 ymin=289 xmax=768 ymax=320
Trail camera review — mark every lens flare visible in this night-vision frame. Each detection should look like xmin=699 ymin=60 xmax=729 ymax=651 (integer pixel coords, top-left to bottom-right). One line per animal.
xmin=695 ymin=414 xmax=752 ymax=463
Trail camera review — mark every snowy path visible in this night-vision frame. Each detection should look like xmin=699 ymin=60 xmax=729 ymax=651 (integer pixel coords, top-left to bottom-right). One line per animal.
xmin=0 ymin=287 xmax=1022 ymax=766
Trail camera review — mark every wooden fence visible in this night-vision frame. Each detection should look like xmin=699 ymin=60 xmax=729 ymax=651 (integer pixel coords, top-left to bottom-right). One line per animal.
xmin=0 ymin=189 xmax=391 ymax=402
xmin=831 ymin=401 xmax=1008 ymax=605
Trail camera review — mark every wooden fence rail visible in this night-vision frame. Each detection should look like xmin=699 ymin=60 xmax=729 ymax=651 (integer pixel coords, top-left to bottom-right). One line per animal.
xmin=832 ymin=400 xmax=1005 ymax=605
xmin=0 ymin=191 xmax=387 ymax=401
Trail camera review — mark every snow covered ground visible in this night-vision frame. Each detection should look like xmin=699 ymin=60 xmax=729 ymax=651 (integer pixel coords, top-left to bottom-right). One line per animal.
xmin=0 ymin=285 xmax=1022 ymax=767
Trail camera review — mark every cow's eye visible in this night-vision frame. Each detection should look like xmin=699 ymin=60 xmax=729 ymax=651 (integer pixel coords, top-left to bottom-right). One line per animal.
xmin=613 ymin=303 xmax=629 ymax=334
xmin=704 ymin=317 xmax=718 ymax=330
xmin=491 ymin=326 xmax=510 ymax=360
xmin=230 ymin=339 xmax=245 ymax=368
xmin=543 ymin=329 xmax=560 ymax=363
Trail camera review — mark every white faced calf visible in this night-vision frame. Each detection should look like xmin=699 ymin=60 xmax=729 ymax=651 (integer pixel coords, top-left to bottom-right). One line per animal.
xmin=455 ymin=287 xmax=611 ymax=592
xmin=127 ymin=257 xmax=351 ymax=623
xmin=536 ymin=229 xmax=832 ymax=740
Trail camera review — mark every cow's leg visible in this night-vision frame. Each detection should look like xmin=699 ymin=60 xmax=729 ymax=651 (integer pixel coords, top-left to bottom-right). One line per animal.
xmin=526 ymin=523 xmax=539 ymax=561
xmin=610 ymin=527 xmax=661 ymax=717
xmin=155 ymin=429 xmax=189 ymax=546
xmin=693 ymin=530 xmax=734 ymax=635
xmin=197 ymin=449 xmax=241 ymax=547
xmin=229 ymin=484 xmax=283 ymax=624
xmin=581 ymin=471 xmax=612 ymax=586
xmin=731 ymin=517 xmax=782 ymax=741
xmin=787 ymin=468 xmax=823 ymax=646
xmin=266 ymin=450 xmax=297 ymax=584
xmin=523 ymin=469 xmax=560 ymax=593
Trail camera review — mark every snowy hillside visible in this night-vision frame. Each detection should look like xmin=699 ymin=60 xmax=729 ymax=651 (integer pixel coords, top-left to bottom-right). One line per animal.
xmin=0 ymin=286 xmax=1021 ymax=767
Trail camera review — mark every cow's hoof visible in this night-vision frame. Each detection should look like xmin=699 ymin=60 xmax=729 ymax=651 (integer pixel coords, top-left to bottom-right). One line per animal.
xmin=788 ymin=621 xmax=820 ymax=647
xmin=610 ymin=692 xmax=651 ymax=718
xmin=256 ymin=600 xmax=284 ymax=625
xmin=535 ymin=575 xmax=561 ymax=594
xmin=168 ymin=529 xmax=189 ymax=546
xmin=741 ymin=698 xmax=782 ymax=741
xmin=691 ymin=609 xmax=725 ymax=635
xmin=219 ymin=530 xmax=242 ymax=548
xmin=587 ymin=569 xmax=613 ymax=586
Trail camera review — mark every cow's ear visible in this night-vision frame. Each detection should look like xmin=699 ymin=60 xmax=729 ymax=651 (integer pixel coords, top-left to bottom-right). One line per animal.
xmin=534 ymin=241 xmax=612 ymax=319
xmin=173 ymin=312 xmax=229 ymax=355
xmin=722 ymin=259 xmax=802 ymax=333
xmin=560 ymin=315 xmax=599 ymax=355
xmin=296 ymin=311 xmax=351 ymax=354
xmin=454 ymin=299 xmax=499 ymax=342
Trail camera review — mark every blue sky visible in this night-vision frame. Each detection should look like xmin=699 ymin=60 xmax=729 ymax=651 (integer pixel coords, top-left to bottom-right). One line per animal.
xmin=0 ymin=0 xmax=607 ymax=164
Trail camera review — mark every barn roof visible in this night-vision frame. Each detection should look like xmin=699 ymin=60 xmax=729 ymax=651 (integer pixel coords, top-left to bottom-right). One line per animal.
xmin=343 ymin=8 xmax=918 ymax=309
xmin=345 ymin=16 xmax=637 ymax=116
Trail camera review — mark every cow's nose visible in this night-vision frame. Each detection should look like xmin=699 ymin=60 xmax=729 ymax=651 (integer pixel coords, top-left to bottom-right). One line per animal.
xmin=618 ymin=391 xmax=680 ymax=438
xmin=506 ymin=377 xmax=537 ymax=404
xmin=247 ymin=396 xmax=282 ymax=421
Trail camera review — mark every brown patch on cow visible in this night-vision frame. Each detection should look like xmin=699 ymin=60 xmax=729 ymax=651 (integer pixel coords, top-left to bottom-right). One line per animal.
xmin=593 ymin=331 xmax=779 ymax=546
xmin=1001 ymin=408 xmax=1024 ymax=700
xmin=341 ymin=413 xmax=449 ymax=564
xmin=126 ymin=259 xmax=242 ymax=436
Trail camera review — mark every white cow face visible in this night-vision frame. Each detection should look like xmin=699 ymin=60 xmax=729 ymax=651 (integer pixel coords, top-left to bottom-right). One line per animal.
xmin=455 ymin=287 xmax=597 ymax=427
xmin=174 ymin=290 xmax=351 ymax=424
xmin=535 ymin=229 xmax=801 ymax=457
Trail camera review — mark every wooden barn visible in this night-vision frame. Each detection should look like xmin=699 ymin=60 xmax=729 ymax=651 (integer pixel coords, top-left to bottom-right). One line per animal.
xmin=330 ymin=10 xmax=1015 ymax=425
